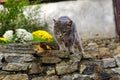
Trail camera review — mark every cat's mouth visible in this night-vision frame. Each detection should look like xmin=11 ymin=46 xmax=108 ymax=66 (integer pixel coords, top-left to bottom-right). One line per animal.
xmin=59 ymin=37 xmax=64 ymax=41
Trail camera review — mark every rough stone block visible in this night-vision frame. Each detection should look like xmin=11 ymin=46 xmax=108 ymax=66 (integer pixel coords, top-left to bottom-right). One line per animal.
xmin=56 ymin=61 xmax=78 ymax=75
xmin=32 ymin=76 xmax=59 ymax=80
xmin=72 ymin=74 xmax=91 ymax=80
xmin=70 ymin=53 xmax=82 ymax=62
xmin=114 ymin=46 xmax=120 ymax=55
xmin=60 ymin=75 xmax=72 ymax=80
xmin=41 ymin=57 xmax=61 ymax=64
xmin=0 ymin=75 xmax=6 ymax=80
xmin=111 ymin=68 xmax=120 ymax=75
xmin=3 ymin=74 xmax=28 ymax=80
xmin=36 ymin=50 xmax=69 ymax=58
xmin=102 ymin=58 xmax=116 ymax=68
xmin=4 ymin=54 xmax=35 ymax=63
xmin=79 ymin=64 xmax=87 ymax=74
xmin=99 ymin=47 xmax=112 ymax=58
xmin=110 ymin=75 xmax=120 ymax=80
xmin=46 ymin=67 xmax=55 ymax=75
xmin=114 ymin=54 xmax=120 ymax=67
xmin=2 ymin=63 xmax=29 ymax=71
xmin=93 ymin=72 xmax=111 ymax=80
xmin=28 ymin=62 xmax=43 ymax=74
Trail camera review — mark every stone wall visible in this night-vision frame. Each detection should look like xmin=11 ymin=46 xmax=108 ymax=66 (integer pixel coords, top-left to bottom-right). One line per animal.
xmin=0 ymin=38 xmax=120 ymax=80
xmin=24 ymin=0 xmax=117 ymax=39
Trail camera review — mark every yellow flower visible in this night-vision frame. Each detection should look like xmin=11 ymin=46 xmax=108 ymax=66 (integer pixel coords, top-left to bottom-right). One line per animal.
xmin=0 ymin=37 xmax=8 ymax=43
xmin=32 ymin=30 xmax=54 ymax=42
xmin=35 ymin=44 xmax=51 ymax=53
xmin=46 ymin=45 xmax=51 ymax=50
xmin=35 ymin=45 xmax=44 ymax=51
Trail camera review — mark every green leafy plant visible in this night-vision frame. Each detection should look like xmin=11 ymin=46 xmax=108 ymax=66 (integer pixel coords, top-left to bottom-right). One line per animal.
xmin=0 ymin=0 xmax=45 ymax=37
xmin=0 ymin=0 xmax=29 ymax=36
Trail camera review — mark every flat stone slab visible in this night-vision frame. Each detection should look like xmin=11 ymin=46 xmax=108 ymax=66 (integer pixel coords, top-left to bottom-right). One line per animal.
xmin=2 ymin=63 xmax=29 ymax=71
xmin=61 ymin=75 xmax=72 ymax=80
xmin=112 ymin=68 xmax=120 ymax=75
xmin=4 ymin=54 xmax=35 ymax=63
xmin=32 ymin=76 xmax=59 ymax=80
xmin=0 ymin=43 xmax=36 ymax=54
xmin=35 ymin=50 xmax=69 ymax=58
xmin=3 ymin=74 xmax=29 ymax=80
xmin=41 ymin=57 xmax=61 ymax=64
xmin=102 ymin=58 xmax=116 ymax=68
xmin=1 ymin=50 xmax=35 ymax=54
xmin=114 ymin=54 xmax=120 ymax=67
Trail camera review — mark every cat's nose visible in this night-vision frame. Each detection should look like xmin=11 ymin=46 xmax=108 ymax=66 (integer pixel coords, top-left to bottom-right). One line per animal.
xmin=59 ymin=36 xmax=63 ymax=40
xmin=60 ymin=35 xmax=62 ymax=38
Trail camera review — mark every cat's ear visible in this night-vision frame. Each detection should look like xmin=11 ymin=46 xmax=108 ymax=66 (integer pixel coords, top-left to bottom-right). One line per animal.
xmin=53 ymin=19 xmax=60 ymax=27
xmin=67 ymin=20 xmax=72 ymax=27
xmin=53 ymin=19 xmax=56 ymax=23
xmin=53 ymin=19 xmax=58 ymax=27
xmin=53 ymin=19 xmax=58 ymax=24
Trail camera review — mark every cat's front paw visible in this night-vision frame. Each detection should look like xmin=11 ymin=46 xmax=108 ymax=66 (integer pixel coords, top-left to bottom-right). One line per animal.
xmin=62 ymin=49 xmax=71 ymax=54
xmin=68 ymin=50 xmax=74 ymax=54
xmin=69 ymin=51 xmax=74 ymax=55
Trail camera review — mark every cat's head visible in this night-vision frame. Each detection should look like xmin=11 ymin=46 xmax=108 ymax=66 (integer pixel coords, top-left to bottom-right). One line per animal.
xmin=53 ymin=19 xmax=72 ymax=39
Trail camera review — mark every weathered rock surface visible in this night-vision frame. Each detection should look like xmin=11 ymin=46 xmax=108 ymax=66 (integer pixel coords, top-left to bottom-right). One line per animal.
xmin=102 ymin=58 xmax=116 ymax=68
xmin=93 ymin=72 xmax=111 ymax=80
xmin=4 ymin=54 xmax=35 ymax=63
xmin=2 ymin=63 xmax=29 ymax=71
xmin=36 ymin=50 xmax=69 ymax=58
xmin=111 ymin=68 xmax=120 ymax=75
xmin=41 ymin=57 xmax=61 ymax=64
xmin=0 ymin=75 xmax=6 ymax=80
xmin=110 ymin=75 xmax=120 ymax=80
xmin=60 ymin=75 xmax=72 ymax=80
xmin=70 ymin=53 xmax=82 ymax=62
xmin=0 ymin=43 xmax=35 ymax=54
xmin=114 ymin=46 xmax=120 ymax=55
xmin=72 ymin=74 xmax=92 ymax=80
xmin=56 ymin=61 xmax=78 ymax=75
xmin=114 ymin=54 xmax=120 ymax=67
xmin=28 ymin=62 xmax=43 ymax=74
xmin=99 ymin=47 xmax=112 ymax=58
xmin=46 ymin=67 xmax=55 ymax=75
xmin=32 ymin=76 xmax=59 ymax=80
xmin=82 ymin=64 xmax=101 ymax=75
xmin=3 ymin=74 xmax=29 ymax=80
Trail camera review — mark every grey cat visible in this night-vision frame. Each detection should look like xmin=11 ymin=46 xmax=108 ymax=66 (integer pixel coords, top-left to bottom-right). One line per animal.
xmin=53 ymin=16 xmax=84 ymax=55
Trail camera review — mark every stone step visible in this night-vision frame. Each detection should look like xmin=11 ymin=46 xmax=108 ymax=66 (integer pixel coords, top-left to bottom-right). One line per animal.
xmin=0 ymin=49 xmax=35 ymax=54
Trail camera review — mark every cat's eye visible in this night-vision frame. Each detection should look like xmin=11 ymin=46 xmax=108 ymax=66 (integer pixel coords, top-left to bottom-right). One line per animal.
xmin=63 ymin=31 xmax=66 ymax=33
xmin=56 ymin=32 xmax=59 ymax=34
